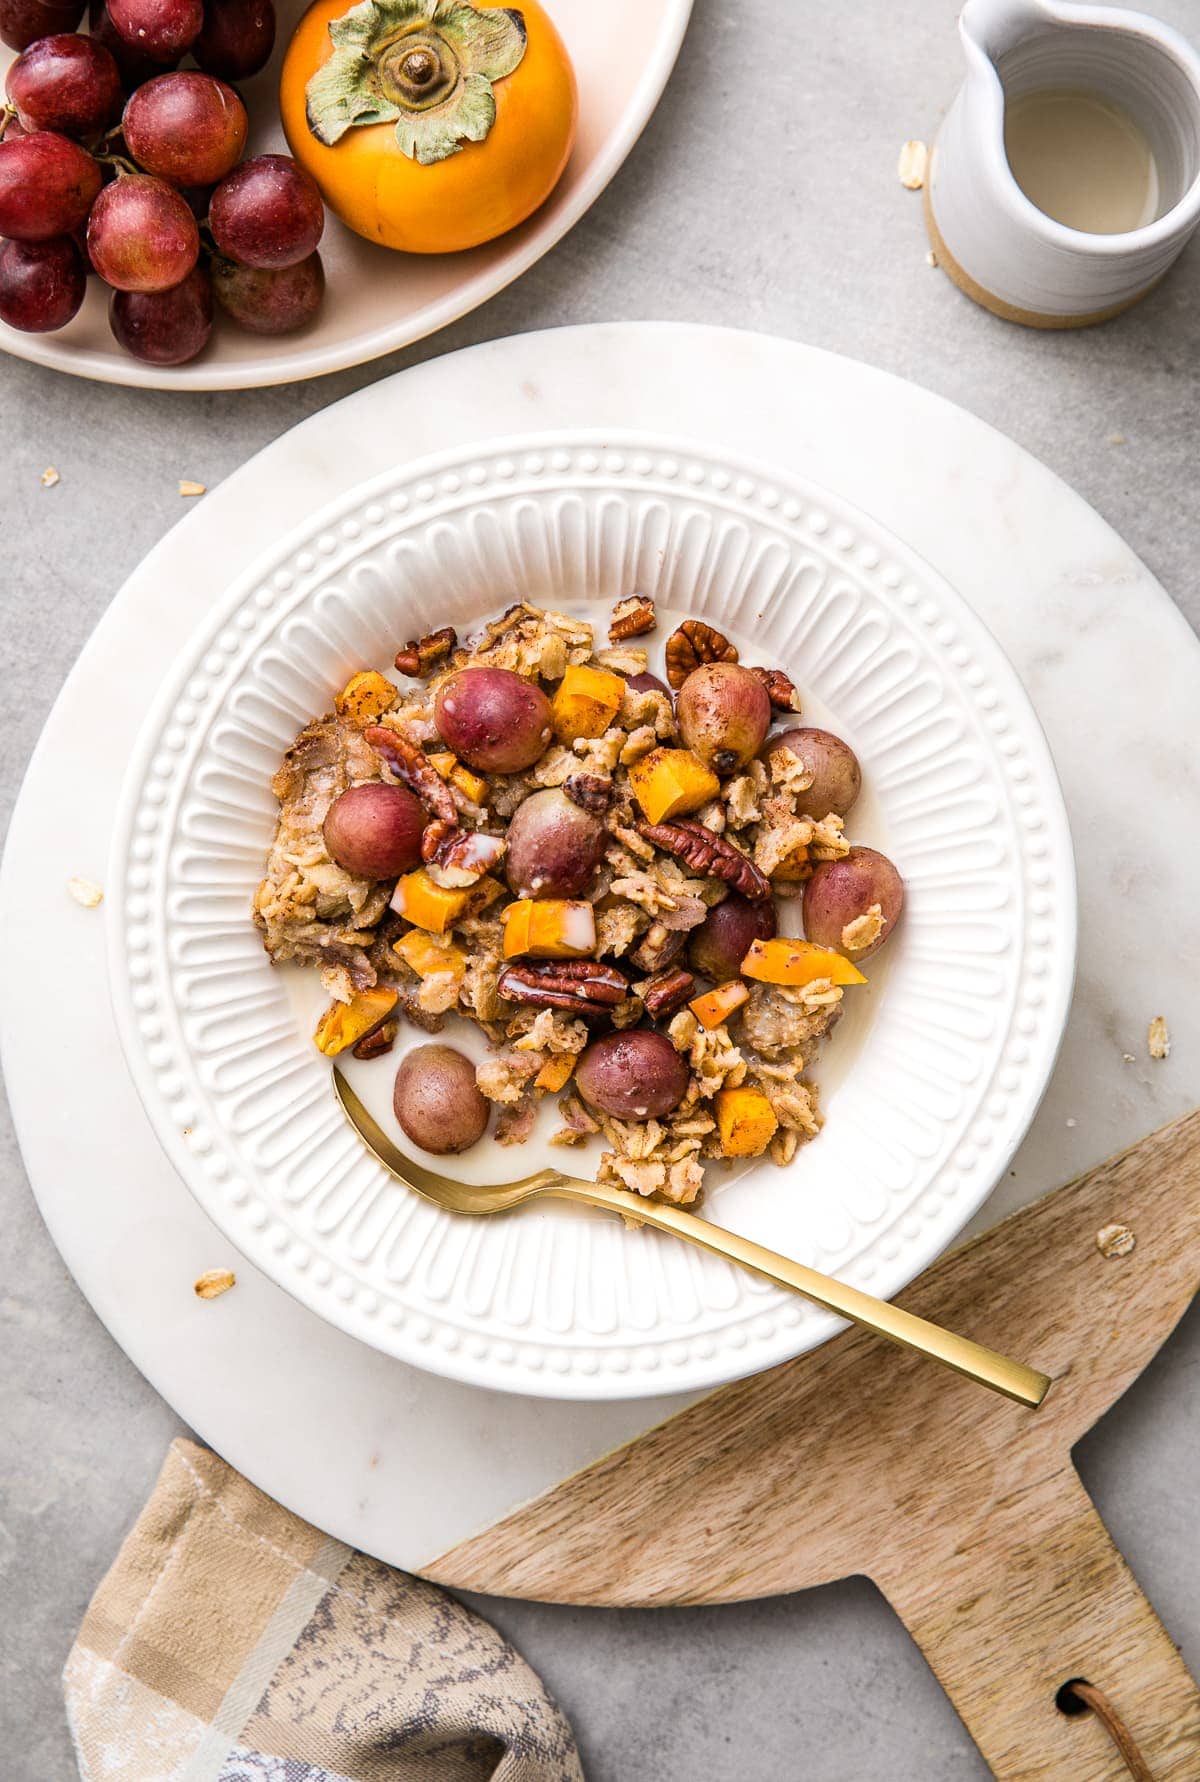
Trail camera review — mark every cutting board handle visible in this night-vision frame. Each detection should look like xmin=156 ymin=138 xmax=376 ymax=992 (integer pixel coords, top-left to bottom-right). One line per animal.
xmin=875 ymin=1465 xmax=1200 ymax=1780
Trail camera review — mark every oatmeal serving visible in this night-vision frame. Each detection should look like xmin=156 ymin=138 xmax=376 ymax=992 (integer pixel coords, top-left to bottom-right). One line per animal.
xmin=254 ymin=598 xmax=905 ymax=1204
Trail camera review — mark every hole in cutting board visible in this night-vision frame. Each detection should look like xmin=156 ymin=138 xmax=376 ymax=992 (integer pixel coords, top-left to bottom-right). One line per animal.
xmin=1055 ymin=1677 xmax=1093 ymax=1716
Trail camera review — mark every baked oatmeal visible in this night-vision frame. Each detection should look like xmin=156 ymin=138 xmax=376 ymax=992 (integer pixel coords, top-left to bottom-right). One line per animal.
xmin=254 ymin=599 xmax=905 ymax=1203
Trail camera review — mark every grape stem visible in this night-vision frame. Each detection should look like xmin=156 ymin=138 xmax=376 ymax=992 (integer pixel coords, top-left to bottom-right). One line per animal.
xmin=97 ymin=151 xmax=142 ymax=178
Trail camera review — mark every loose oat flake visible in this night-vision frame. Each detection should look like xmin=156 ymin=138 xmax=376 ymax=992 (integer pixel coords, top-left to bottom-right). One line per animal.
xmin=67 ymin=875 xmax=103 ymax=907
xmin=1147 ymin=1015 xmax=1170 ymax=1060
xmin=898 ymin=140 xmax=928 ymax=190
xmin=179 ymin=480 xmax=206 ymax=498
xmin=41 ymin=466 xmax=60 ymax=488
xmin=194 ymin=1268 xmax=236 ymax=1299
xmin=1096 ymin=1223 xmax=1136 ymax=1259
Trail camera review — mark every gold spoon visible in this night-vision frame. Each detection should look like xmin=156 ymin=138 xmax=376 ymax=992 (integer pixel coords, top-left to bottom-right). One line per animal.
xmin=333 ymin=1068 xmax=1051 ymax=1408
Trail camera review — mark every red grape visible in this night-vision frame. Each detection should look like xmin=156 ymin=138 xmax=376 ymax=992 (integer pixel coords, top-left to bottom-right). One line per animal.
xmin=6 ymin=33 xmax=122 ymax=137
xmin=0 ymin=131 xmax=100 ymax=239
xmin=0 ymin=0 xmax=84 ymax=53
xmin=87 ymin=173 xmax=199 ymax=291
xmin=109 ymin=260 xmax=212 ymax=363
xmin=123 ymin=72 xmax=247 ymax=187
xmin=88 ymin=0 xmax=177 ymax=83
xmin=108 ymin=0 xmax=201 ymax=62
xmin=193 ymin=0 xmax=274 ymax=81
xmin=209 ymin=154 xmax=324 ymax=268
xmin=211 ymin=250 xmax=324 ymax=333
xmin=0 ymin=233 xmax=85 ymax=329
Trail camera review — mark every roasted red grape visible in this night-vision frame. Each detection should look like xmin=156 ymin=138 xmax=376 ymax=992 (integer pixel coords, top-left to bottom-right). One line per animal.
xmin=193 ymin=0 xmax=274 ymax=80
xmin=624 ymin=671 xmax=671 ymax=698
xmin=0 ymin=0 xmax=84 ymax=53
xmin=505 ymin=787 xmax=607 ymax=899
xmin=576 ymin=1030 xmax=689 ymax=1120
xmin=109 ymin=260 xmax=212 ymax=363
xmin=87 ymin=173 xmax=198 ymax=291
xmin=688 ymin=894 xmax=777 ymax=981
xmin=393 ymin=1044 xmax=489 ymax=1154
xmin=6 ymin=33 xmax=121 ymax=137
xmin=764 ymin=728 xmax=862 ymax=819
xmin=802 ymin=847 xmax=905 ymax=960
xmin=0 ymin=232 xmax=85 ymax=329
xmin=209 ymin=152 xmax=324 ymax=268
xmin=0 ymin=130 xmax=100 ymax=239
xmin=677 ymin=662 xmax=771 ymax=773
xmin=108 ymin=0 xmax=201 ymax=61
xmin=322 ymin=782 xmax=423 ymax=879
xmin=210 ymin=250 xmax=323 ymax=332
xmin=434 ymin=667 xmax=553 ymax=773
xmin=123 ymin=72 xmax=247 ymax=186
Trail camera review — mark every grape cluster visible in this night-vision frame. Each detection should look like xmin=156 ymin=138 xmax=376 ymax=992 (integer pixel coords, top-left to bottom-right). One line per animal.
xmin=0 ymin=0 xmax=326 ymax=363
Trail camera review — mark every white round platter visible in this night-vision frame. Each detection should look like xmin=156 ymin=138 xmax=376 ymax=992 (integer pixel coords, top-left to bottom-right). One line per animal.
xmin=0 ymin=0 xmax=691 ymax=390
xmin=3 ymin=324 xmax=1194 ymax=1565
xmin=107 ymin=428 xmax=1075 ymax=1399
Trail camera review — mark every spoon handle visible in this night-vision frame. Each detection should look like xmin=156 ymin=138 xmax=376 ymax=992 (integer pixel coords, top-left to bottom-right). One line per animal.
xmin=548 ymin=1175 xmax=1050 ymax=1408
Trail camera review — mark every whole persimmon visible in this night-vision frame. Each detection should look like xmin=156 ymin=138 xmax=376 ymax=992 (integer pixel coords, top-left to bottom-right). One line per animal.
xmin=279 ymin=0 xmax=577 ymax=254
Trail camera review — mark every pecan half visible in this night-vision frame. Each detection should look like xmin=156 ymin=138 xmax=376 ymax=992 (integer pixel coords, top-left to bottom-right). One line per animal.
xmin=749 ymin=665 xmax=802 ymax=711
xmin=638 ymin=819 xmax=771 ymax=901
xmin=425 ymin=828 xmax=506 ymax=888
xmin=394 ymin=626 xmax=457 ymax=678
xmin=497 ymin=960 xmax=629 ymax=1014
xmin=664 ymin=619 xmax=738 ymax=689
xmin=564 ymin=771 xmax=614 ymax=814
xmin=420 ymin=817 xmax=456 ymax=864
xmin=609 ymin=594 xmax=656 ymax=642
xmin=641 ymin=966 xmax=695 ymax=1019
xmin=630 ymin=921 xmax=686 ymax=974
xmin=364 ymin=726 xmax=458 ymax=826
xmin=352 ymin=1017 xmax=398 ymax=1060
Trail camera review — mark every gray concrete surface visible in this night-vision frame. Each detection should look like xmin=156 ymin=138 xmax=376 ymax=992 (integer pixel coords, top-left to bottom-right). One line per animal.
xmin=3 ymin=1 xmax=1200 ymax=1775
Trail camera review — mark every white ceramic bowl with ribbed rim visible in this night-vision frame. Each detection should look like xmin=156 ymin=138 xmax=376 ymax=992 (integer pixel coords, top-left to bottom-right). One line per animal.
xmin=108 ymin=429 xmax=1075 ymax=1398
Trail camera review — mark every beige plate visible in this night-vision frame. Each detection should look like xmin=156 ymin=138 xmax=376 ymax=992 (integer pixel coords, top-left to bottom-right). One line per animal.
xmin=0 ymin=0 xmax=692 ymax=390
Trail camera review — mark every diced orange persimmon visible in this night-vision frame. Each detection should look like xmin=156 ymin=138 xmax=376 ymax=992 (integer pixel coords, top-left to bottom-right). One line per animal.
xmin=393 ymin=930 xmax=466 ymax=983
xmin=714 ymin=1086 xmax=779 ymax=1158
xmin=535 ymin=1054 xmax=576 ymax=1092
xmin=689 ymin=981 xmax=750 ymax=1029
xmin=334 ymin=670 xmax=397 ymax=724
xmin=453 ymin=765 xmax=487 ymax=804
xmin=392 ymin=869 xmax=499 ymax=935
xmin=502 ymin=898 xmax=596 ymax=959
xmin=551 ymin=663 xmax=626 ymax=743
xmin=428 ymin=751 xmax=487 ymax=805
xmin=628 ymin=747 xmax=720 ymax=824
xmin=740 ymin=938 xmax=867 ymax=987
xmin=313 ymin=986 xmax=398 ymax=1056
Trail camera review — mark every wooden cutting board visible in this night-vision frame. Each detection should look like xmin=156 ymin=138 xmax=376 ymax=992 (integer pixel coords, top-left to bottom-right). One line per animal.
xmin=428 ymin=1111 xmax=1200 ymax=1780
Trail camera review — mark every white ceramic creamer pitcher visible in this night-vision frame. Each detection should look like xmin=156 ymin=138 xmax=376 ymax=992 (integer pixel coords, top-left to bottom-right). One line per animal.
xmin=927 ymin=0 xmax=1200 ymax=325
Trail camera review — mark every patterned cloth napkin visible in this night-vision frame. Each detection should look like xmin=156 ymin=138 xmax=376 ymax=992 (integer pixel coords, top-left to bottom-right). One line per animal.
xmin=64 ymin=1440 xmax=583 ymax=1782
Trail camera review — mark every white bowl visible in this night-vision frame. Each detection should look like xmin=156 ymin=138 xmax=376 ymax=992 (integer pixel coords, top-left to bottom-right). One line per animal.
xmin=0 ymin=0 xmax=691 ymax=389
xmin=108 ymin=430 xmax=1076 ymax=1398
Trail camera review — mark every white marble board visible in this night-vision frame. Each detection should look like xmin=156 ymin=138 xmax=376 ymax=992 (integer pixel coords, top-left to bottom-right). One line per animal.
xmin=1 ymin=322 xmax=1194 ymax=1572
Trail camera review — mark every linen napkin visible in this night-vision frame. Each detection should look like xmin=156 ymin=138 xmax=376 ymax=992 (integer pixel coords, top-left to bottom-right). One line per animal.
xmin=64 ymin=1439 xmax=583 ymax=1782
